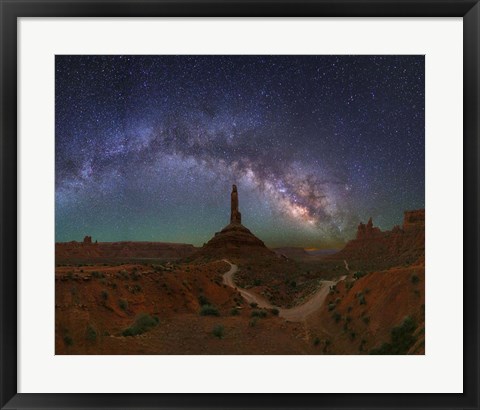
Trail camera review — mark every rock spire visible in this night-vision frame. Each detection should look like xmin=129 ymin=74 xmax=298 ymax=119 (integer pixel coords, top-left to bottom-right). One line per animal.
xmin=230 ymin=184 xmax=242 ymax=224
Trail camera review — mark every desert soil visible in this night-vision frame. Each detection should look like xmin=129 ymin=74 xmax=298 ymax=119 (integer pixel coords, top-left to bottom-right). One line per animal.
xmin=222 ymin=259 xmax=345 ymax=322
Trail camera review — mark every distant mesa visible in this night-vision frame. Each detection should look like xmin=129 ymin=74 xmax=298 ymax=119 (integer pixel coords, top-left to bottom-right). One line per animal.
xmin=197 ymin=185 xmax=273 ymax=258
xmin=56 ymin=240 xmax=196 ymax=263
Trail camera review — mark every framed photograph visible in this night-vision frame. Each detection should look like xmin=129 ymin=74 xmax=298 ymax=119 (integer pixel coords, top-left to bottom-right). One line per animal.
xmin=1 ymin=0 xmax=478 ymax=409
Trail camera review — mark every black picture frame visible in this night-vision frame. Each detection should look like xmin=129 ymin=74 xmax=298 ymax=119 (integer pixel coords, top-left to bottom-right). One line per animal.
xmin=1 ymin=1 xmax=478 ymax=409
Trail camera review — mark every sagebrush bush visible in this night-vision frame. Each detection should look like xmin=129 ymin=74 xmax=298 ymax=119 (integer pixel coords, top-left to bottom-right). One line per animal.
xmin=122 ymin=313 xmax=159 ymax=337
xmin=353 ymin=271 xmax=367 ymax=280
xmin=86 ymin=324 xmax=97 ymax=342
xmin=198 ymin=295 xmax=209 ymax=306
xmin=200 ymin=304 xmax=220 ymax=316
xmin=118 ymin=299 xmax=128 ymax=311
xmin=251 ymin=310 xmax=267 ymax=318
xmin=332 ymin=312 xmax=341 ymax=323
xmin=212 ymin=325 xmax=225 ymax=339
xmin=370 ymin=316 xmax=417 ymax=355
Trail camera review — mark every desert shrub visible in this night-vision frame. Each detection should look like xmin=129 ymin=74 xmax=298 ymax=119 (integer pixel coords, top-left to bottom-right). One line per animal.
xmin=332 ymin=312 xmax=341 ymax=323
xmin=290 ymin=280 xmax=297 ymax=288
xmin=359 ymin=294 xmax=366 ymax=305
xmin=118 ymin=299 xmax=128 ymax=311
xmin=92 ymin=271 xmax=104 ymax=279
xmin=323 ymin=339 xmax=331 ymax=353
xmin=86 ymin=324 xmax=97 ymax=342
xmin=349 ymin=331 xmax=356 ymax=340
xmin=63 ymin=335 xmax=73 ymax=346
xmin=353 ymin=271 xmax=366 ymax=280
xmin=270 ymin=308 xmax=280 ymax=316
xmin=130 ymin=271 xmax=141 ymax=281
xmin=230 ymin=308 xmax=240 ymax=316
xmin=411 ymin=274 xmax=420 ymax=284
xmin=132 ymin=284 xmax=142 ymax=293
xmin=249 ymin=317 xmax=259 ymax=327
xmin=198 ymin=295 xmax=209 ymax=306
xmin=362 ymin=316 xmax=371 ymax=325
xmin=313 ymin=337 xmax=320 ymax=346
xmin=347 ymin=306 xmax=353 ymax=313
xmin=370 ymin=316 xmax=417 ymax=355
xmin=212 ymin=325 xmax=225 ymax=339
xmin=251 ymin=310 xmax=267 ymax=318
xmin=249 ymin=302 xmax=258 ymax=308
xmin=345 ymin=281 xmax=354 ymax=290
xmin=253 ymin=279 xmax=262 ymax=286
xmin=328 ymin=303 xmax=336 ymax=311
xmin=101 ymin=290 xmax=109 ymax=300
xmin=122 ymin=313 xmax=159 ymax=337
xmin=200 ymin=305 xmax=220 ymax=316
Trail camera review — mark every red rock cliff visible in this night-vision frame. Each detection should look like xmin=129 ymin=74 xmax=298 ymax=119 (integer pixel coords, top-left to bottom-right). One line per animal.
xmin=326 ymin=209 xmax=425 ymax=271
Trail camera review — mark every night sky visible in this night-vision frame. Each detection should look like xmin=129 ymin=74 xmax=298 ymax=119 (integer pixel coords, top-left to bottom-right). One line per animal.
xmin=55 ymin=55 xmax=424 ymax=248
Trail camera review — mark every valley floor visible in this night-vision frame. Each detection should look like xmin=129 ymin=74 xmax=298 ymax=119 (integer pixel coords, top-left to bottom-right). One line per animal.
xmin=55 ymin=255 xmax=424 ymax=355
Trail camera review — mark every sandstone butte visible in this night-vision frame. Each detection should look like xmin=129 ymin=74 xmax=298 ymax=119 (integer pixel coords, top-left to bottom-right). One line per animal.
xmin=325 ymin=209 xmax=425 ymax=271
xmin=195 ymin=184 xmax=274 ymax=258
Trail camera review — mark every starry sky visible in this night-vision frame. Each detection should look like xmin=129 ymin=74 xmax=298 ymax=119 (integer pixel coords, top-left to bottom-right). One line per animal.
xmin=55 ymin=55 xmax=424 ymax=248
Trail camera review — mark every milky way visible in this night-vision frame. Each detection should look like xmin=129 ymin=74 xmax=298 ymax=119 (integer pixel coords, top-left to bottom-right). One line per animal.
xmin=55 ymin=55 xmax=424 ymax=248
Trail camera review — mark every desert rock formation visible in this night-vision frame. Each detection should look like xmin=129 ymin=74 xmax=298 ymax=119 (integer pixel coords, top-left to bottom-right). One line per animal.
xmin=230 ymin=184 xmax=242 ymax=224
xmin=325 ymin=209 xmax=425 ymax=271
xmin=197 ymin=185 xmax=273 ymax=258
xmin=403 ymin=209 xmax=425 ymax=231
xmin=56 ymin=241 xmax=197 ymax=263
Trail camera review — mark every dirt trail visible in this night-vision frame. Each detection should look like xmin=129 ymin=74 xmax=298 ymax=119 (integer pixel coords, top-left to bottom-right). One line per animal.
xmin=222 ymin=259 xmax=346 ymax=322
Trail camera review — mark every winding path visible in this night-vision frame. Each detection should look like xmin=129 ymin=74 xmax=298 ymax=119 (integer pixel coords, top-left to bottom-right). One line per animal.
xmin=222 ymin=259 xmax=346 ymax=322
